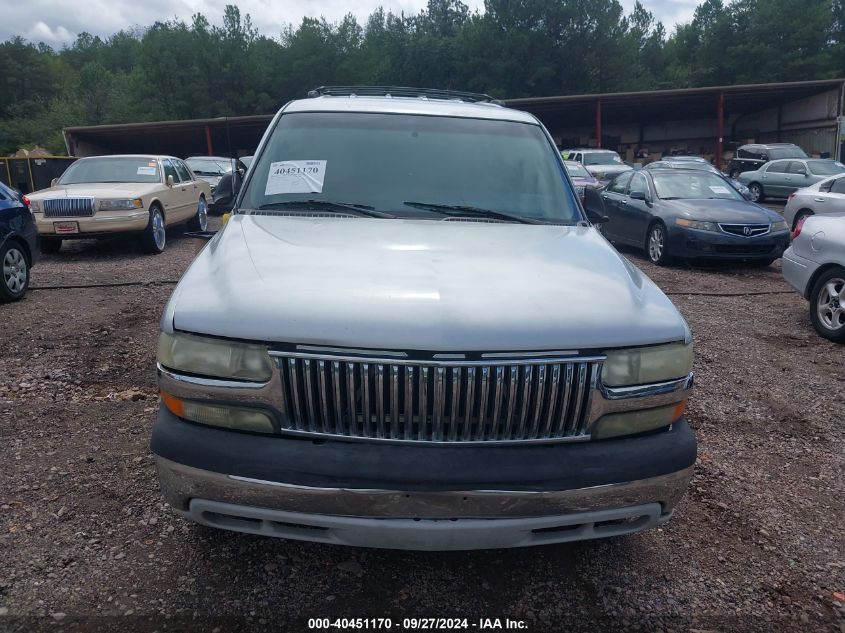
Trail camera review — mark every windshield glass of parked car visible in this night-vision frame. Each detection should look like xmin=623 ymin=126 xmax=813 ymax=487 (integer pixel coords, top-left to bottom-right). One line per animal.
xmin=565 ymin=162 xmax=591 ymax=178
xmin=242 ymin=112 xmax=580 ymax=223
xmin=652 ymin=172 xmax=743 ymax=201
xmin=59 ymin=157 xmax=161 ymax=184
xmin=583 ymin=153 xmax=622 ymax=166
xmin=186 ymin=158 xmax=231 ymax=176
xmin=807 ymin=160 xmax=845 ymax=176
xmin=768 ymin=147 xmax=808 ymax=160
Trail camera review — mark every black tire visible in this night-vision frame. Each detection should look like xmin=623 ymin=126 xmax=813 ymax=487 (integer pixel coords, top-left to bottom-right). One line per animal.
xmin=142 ymin=205 xmax=166 ymax=254
xmin=0 ymin=240 xmax=30 ymax=302
xmin=40 ymin=237 xmax=62 ymax=254
xmin=809 ymin=266 xmax=845 ymax=343
xmin=748 ymin=182 xmax=764 ymax=203
xmin=645 ymin=222 xmax=672 ymax=266
xmin=792 ymin=209 xmax=813 ymax=231
xmin=729 ymin=169 xmax=741 ymax=180
xmin=187 ymin=195 xmax=209 ymax=231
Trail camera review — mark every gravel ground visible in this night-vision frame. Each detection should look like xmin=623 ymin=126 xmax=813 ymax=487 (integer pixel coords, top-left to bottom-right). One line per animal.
xmin=1 ymin=217 xmax=843 ymax=633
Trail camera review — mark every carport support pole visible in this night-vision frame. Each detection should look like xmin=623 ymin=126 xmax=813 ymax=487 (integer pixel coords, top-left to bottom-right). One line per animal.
xmin=716 ymin=91 xmax=724 ymax=170
xmin=205 ymin=125 xmax=214 ymax=156
xmin=595 ymin=99 xmax=602 ymax=148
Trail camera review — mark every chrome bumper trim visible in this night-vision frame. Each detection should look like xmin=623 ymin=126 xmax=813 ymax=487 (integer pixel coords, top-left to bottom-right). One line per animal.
xmin=155 ymin=456 xmax=694 ymax=519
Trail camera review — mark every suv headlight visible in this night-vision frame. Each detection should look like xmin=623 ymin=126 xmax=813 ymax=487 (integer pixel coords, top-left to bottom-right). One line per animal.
xmin=675 ymin=218 xmax=719 ymax=232
xmin=602 ymin=342 xmax=692 ymax=387
xmin=157 ymin=331 xmax=273 ymax=382
xmin=99 ymin=198 xmax=143 ymax=211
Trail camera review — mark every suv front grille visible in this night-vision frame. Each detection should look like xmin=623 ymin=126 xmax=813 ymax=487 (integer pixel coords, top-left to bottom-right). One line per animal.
xmin=718 ymin=223 xmax=770 ymax=237
xmin=43 ymin=197 xmax=95 ymax=218
xmin=272 ymin=353 xmax=601 ymax=443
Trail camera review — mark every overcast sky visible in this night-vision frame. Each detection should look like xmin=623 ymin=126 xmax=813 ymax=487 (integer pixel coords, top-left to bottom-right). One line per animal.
xmin=3 ymin=0 xmax=700 ymax=47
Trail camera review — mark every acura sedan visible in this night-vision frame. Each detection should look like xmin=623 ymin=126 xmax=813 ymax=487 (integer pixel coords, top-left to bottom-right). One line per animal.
xmin=590 ymin=169 xmax=790 ymax=266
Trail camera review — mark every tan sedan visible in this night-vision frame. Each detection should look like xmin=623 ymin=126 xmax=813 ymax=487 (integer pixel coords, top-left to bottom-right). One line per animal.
xmin=27 ymin=155 xmax=211 ymax=254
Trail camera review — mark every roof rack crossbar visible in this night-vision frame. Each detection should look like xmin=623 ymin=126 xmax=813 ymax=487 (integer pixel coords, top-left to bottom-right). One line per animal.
xmin=307 ymin=86 xmax=502 ymax=105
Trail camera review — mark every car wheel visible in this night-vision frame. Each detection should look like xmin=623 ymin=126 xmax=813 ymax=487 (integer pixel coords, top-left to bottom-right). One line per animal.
xmin=40 ymin=237 xmax=62 ymax=254
xmin=792 ymin=209 xmax=813 ymax=232
xmin=646 ymin=222 xmax=671 ymax=266
xmin=187 ymin=196 xmax=208 ymax=231
xmin=142 ymin=205 xmax=166 ymax=254
xmin=729 ymin=169 xmax=741 ymax=180
xmin=809 ymin=267 xmax=845 ymax=343
xmin=748 ymin=183 xmax=764 ymax=203
xmin=0 ymin=241 xmax=29 ymax=302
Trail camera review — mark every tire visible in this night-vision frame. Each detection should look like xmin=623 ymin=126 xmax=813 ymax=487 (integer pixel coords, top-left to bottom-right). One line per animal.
xmin=729 ymin=169 xmax=741 ymax=180
xmin=40 ymin=237 xmax=62 ymax=254
xmin=809 ymin=266 xmax=845 ymax=343
xmin=645 ymin=222 xmax=671 ymax=266
xmin=792 ymin=209 xmax=813 ymax=232
xmin=142 ymin=205 xmax=166 ymax=254
xmin=748 ymin=182 xmax=764 ymax=203
xmin=0 ymin=240 xmax=30 ymax=302
xmin=187 ymin=195 xmax=209 ymax=231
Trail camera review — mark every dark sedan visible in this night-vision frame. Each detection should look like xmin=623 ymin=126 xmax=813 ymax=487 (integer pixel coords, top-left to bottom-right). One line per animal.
xmin=0 ymin=181 xmax=38 ymax=301
xmin=587 ymin=169 xmax=790 ymax=266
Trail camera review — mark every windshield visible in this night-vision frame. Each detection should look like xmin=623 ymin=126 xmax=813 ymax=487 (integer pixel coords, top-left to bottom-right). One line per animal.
xmin=564 ymin=162 xmax=590 ymax=178
xmin=807 ymin=160 xmax=845 ymax=176
xmin=242 ymin=112 xmax=580 ymax=223
xmin=769 ymin=147 xmax=808 ymax=160
xmin=652 ymin=171 xmax=743 ymax=201
xmin=583 ymin=152 xmax=623 ymax=166
xmin=59 ymin=157 xmax=161 ymax=184
xmin=186 ymin=158 xmax=231 ymax=176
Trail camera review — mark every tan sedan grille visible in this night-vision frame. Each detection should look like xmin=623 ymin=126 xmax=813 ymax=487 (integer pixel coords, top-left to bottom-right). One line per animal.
xmin=43 ymin=198 xmax=95 ymax=218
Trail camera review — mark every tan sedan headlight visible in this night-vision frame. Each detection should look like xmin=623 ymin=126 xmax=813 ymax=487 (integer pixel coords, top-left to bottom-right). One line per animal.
xmin=157 ymin=332 xmax=273 ymax=382
xmin=602 ymin=342 xmax=692 ymax=387
xmin=98 ymin=198 xmax=143 ymax=211
xmin=29 ymin=200 xmax=42 ymax=213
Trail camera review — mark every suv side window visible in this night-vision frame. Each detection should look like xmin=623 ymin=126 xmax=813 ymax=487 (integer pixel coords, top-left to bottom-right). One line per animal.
xmin=831 ymin=177 xmax=845 ymax=194
xmin=174 ymin=160 xmax=192 ymax=182
xmin=628 ymin=173 xmax=649 ymax=198
xmin=737 ymin=148 xmax=751 ymax=159
xmin=162 ymin=159 xmax=179 ymax=184
xmin=766 ymin=161 xmax=789 ymax=173
xmin=608 ymin=171 xmax=633 ymax=194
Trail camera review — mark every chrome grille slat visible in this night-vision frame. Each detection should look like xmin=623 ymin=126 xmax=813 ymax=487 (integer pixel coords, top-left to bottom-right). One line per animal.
xmin=274 ymin=353 xmax=601 ymax=443
xmin=43 ymin=197 xmax=94 ymax=218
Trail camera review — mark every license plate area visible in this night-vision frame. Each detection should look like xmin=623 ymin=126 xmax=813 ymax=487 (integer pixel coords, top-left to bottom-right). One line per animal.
xmin=54 ymin=221 xmax=79 ymax=234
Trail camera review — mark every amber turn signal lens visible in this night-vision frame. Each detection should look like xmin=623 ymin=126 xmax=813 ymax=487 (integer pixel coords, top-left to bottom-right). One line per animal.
xmin=671 ymin=399 xmax=687 ymax=422
xmin=160 ymin=391 xmax=185 ymax=417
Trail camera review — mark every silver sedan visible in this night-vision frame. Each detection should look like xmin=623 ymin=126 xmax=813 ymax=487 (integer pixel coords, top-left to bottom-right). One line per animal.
xmin=782 ymin=213 xmax=845 ymax=343
xmin=783 ymin=173 xmax=845 ymax=230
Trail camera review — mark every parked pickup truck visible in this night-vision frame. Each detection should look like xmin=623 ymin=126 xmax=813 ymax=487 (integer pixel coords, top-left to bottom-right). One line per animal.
xmin=151 ymin=86 xmax=696 ymax=551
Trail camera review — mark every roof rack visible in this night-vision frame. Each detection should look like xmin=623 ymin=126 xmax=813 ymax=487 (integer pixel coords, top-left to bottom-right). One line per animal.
xmin=306 ymin=86 xmax=503 ymax=105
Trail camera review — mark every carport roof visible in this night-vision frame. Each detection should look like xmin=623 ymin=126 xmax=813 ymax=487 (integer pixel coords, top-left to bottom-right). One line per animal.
xmin=506 ymin=78 xmax=845 ymax=127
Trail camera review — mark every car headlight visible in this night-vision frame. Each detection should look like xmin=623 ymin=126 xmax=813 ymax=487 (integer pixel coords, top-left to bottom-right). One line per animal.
xmin=157 ymin=331 xmax=273 ymax=382
xmin=675 ymin=218 xmax=719 ymax=232
xmin=602 ymin=342 xmax=693 ymax=387
xmin=29 ymin=199 xmax=41 ymax=213
xmin=98 ymin=198 xmax=143 ymax=211
xmin=592 ymin=402 xmax=687 ymax=440
xmin=160 ymin=392 xmax=275 ymax=434
xmin=771 ymin=219 xmax=788 ymax=232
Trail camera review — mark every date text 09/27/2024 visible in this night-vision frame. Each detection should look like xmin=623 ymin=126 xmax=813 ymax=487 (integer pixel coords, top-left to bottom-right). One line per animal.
xmin=307 ymin=618 xmax=529 ymax=630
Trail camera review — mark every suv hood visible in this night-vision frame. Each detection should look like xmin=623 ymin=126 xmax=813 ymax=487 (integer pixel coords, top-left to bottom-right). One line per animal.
xmin=166 ymin=215 xmax=689 ymax=351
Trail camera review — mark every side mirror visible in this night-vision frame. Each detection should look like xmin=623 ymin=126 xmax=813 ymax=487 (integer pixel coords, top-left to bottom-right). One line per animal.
xmin=51 ymin=178 xmax=58 ymax=187
xmin=629 ymin=190 xmax=647 ymax=201
xmin=585 ymin=207 xmax=609 ymax=224
xmin=167 ymin=175 xmax=175 ymax=187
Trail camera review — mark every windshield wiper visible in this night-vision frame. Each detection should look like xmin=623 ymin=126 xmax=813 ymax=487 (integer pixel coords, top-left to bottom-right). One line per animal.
xmin=403 ymin=201 xmax=545 ymax=225
xmin=256 ymin=200 xmax=394 ymax=219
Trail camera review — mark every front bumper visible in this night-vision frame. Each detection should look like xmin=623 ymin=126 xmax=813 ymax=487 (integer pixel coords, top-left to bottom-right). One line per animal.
xmin=35 ymin=210 xmax=149 ymax=236
xmin=152 ymin=408 xmax=696 ymax=549
xmin=667 ymin=226 xmax=790 ymax=260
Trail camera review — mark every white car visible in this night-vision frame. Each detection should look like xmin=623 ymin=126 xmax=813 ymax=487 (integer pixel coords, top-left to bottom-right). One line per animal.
xmin=28 ymin=155 xmax=211 ymax=254
xmin=782 ymin=214 xmax=845 ymax=343
xmin=783 ymin=173 xmax=845 ymax=230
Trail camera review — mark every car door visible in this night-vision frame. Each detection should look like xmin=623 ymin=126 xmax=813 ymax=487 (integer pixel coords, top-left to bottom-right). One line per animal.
xmin=619 ymin=172 xmax=654 ymax=246
xmin=600 ymin=171 xmax=633 ymax=241
xmin=784 ymin=160 xmax=811 ymax=195
xmin=160 ymin=159 xmax=191 ymax=224
xmin=173 ymin=159 xmax=200 ymax=221
xmin=761 ymin=161 xmax=790 ymax=197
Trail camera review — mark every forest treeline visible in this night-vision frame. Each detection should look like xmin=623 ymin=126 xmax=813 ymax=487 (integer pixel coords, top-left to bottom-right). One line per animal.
xmin=1 ymin=0 xmax=844 ymax=154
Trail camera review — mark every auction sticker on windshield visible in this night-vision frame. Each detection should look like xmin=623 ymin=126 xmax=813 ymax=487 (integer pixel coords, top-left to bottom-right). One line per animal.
xmin=137 ymin=166 xmax=157 ymax=175
xmin=266 ymin=160 xmax=327 ymax=195
xmin=709 ymin=185 xmax=731 ymax=195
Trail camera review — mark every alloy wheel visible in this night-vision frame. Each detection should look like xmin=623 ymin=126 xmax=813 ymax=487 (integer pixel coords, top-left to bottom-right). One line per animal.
xmin=3 ymin=247 xmax=27 ymax=294
xmin=198 ymin=198 xmax=208 ymax=231
xmin=648 ymin=226 xmax=664 ymax=262
xmin=817 ymin=277 xmax=845 ymax=331
xmin=153 ymin=210 xmax=166 ymax=250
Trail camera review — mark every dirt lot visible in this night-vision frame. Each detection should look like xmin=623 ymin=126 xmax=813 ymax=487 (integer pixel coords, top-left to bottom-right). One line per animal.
xmin=1 ymin=218 xmax=843 ymax=633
